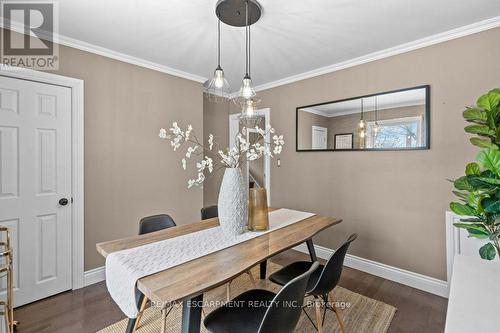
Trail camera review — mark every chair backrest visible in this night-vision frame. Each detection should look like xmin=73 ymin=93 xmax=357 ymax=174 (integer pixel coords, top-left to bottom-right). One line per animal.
xmin=201 ymin=205 xmax=218 ymax=220
xmin=309 ymin=233 xmax=357 ymax=296
xmin=138 ymin=214 xmax=176 ymax=235
xmin=258 ymin=262 xmax=320 ymax=333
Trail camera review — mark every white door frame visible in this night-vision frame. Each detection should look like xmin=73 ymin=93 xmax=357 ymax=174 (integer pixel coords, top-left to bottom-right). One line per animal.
xmin=229 ymin=108 xmax=271 ymax=205
xmin=0 ymin=66 xmax=85 ymax=289
xmin=312 ymin=125 xmax=327 ymax=149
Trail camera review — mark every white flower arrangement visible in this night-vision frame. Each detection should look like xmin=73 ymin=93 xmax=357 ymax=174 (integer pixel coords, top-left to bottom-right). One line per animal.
xmin=159 ymin=121 xmax=284 ymax=188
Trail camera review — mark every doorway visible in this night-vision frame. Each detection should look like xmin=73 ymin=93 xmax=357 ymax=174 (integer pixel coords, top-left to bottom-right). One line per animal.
xmin=229 ymin=108 xmax=271 ymax=205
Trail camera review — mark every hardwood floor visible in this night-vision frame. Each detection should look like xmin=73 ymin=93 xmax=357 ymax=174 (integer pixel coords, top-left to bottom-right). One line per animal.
xmin=13 ymin=250 xmax=447 ymax=333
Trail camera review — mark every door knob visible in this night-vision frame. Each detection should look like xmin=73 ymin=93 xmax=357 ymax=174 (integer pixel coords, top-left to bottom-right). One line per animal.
xmin=59 ymin=198 xmax=69 ymax=206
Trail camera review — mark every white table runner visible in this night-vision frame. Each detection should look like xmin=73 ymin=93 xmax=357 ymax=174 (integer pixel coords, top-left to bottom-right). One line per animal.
xmin=105 ymin=208 xmax=315 ymax=318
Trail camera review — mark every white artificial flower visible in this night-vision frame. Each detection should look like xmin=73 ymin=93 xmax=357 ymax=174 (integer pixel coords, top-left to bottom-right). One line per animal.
xmin=186 ymin=146 xmax=198 ymax=158
xmin=205 ymin=157 xmax=214 ymax=173
xmin=181 ymin=158 xmax=187 ymax=170
xmin=185 ymin=125 xmax=193 ymax=140
xmin=273 ymin=134 xmax=285 ymax=146
xmin=208 ymin=134 xmax=214 ymax=150
xmin=273 ymin=145 xmax=283 ymax=155
xmin=159 ymin=128 xmax=167 ymax=139
xmin=269 ymin=127 xmax=276 ymax=134
xmin=255 ymin=126 xmax=266 ymax=136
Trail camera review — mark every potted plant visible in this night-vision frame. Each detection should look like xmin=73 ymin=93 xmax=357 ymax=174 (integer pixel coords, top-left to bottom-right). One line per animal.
xmin=159 ymin=121 xmax=284 ymax=236
xmin=450 ymin=88 xmax=500 ymax=260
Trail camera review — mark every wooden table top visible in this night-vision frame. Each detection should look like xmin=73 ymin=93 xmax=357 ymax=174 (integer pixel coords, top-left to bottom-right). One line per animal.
xmin=96 ymin=209 xmax=341 ymax=305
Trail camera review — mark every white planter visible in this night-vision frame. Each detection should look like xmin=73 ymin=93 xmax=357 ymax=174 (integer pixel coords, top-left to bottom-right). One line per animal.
xmin=218 ymin=168 xmax=248 ymax=236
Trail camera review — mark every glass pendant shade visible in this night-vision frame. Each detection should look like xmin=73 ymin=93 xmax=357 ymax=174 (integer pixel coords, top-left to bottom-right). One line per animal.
xmin=240 ymin=75 xmax=256 ymax=99
xmin=240 ymin=98 xmax=260 ymax=119
xmin=204 ymin=65 xmax=231 ymax=102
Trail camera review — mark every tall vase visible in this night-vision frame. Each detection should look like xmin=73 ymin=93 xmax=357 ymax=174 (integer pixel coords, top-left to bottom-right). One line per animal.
xmin=218 ymin=167 xmax=248 ymax=236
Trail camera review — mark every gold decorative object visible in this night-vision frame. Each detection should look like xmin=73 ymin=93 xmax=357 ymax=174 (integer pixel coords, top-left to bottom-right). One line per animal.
xmin=0 ymin=227 xmax=17 ymax=333
xmin=248 ymin=188 xmax=269 ymax=231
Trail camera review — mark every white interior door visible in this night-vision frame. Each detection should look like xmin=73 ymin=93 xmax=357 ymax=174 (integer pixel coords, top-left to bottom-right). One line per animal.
xmin=0 ymin=76 xmax=72 ymax=307
xmin=312 ymin=126 xmax=327 ymax=149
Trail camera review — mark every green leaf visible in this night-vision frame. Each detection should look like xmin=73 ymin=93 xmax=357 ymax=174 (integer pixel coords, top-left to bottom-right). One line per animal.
xmin=453 ymin=176 xmax=473 ymax=191
xmin=467 ymin=176 xmax=497 ymax=191
xmin=477 ymin=148 xmax=500 ymax=174
xmin=482 ymin=197 xmax=500 ymax=214
xmin=477 ymin=90 xmax=500 ymax=112
xmin=479 ymin=243 xmax=497 ymax=260
xmin=454 ymin=223 xmax=490 ymax=239
xmin=470 ymin=137 xmax=498 ymax=150
xmin=478 ymin=177 xmax=500 ymax=185
xmin=453 ymin=191 xmax=469 ymax=201
xmin=449 ymin=202 xmax=477 ymax=216
xmin=463 ymin=107 xmax=487 ymax=123
xmin=459 ymin=217 xmax=483 ymax=223
xmin=464 ymin=125 xmax=495 ymax=137
xmin=465 ymin=162 xmax=481 ymax=175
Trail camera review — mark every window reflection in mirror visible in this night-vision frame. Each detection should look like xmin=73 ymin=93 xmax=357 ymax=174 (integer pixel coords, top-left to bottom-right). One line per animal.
xmin=296 ymin=86 xmax=429 ymax=151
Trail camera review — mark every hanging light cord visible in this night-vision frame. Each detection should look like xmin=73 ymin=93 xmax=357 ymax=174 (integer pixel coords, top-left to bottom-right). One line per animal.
xmin=245 ymin=0 xmax=249 ymax=76
xmin=217 ymin=18 xmax=221 ymax=67
xmin=375 ymin=96 xmax=378 ymax=122
xmin=361 ymin=98 xmax=364 ymax=120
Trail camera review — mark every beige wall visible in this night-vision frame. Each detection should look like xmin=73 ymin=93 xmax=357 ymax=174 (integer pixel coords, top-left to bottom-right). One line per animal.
xmin=202 ymin=97 xmax=230 ymax=206
xmin=205 ymin=27 xmax=500 ymax=280
xmin=46 ymin=45 xmax=203 ymax=270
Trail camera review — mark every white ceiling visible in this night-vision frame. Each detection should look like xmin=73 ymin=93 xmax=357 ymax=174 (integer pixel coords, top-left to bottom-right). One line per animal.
xmin=301 ymin=88 xmax=426 ymax=117
xmin=45 ymin=1 xmax=500 ymax=90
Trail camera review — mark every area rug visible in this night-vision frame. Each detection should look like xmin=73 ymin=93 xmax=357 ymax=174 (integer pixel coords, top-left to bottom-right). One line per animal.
xmin=98 ymin=263 xmax=396 ymax=333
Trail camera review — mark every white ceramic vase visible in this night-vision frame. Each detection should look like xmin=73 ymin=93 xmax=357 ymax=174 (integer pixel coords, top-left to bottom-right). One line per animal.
xmin=218 ymin=167 xmax=248 ymax=236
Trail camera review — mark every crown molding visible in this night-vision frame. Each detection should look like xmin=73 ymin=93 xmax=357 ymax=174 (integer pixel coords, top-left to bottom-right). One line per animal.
xmin=253 ymin=16 xmax=500 ymax=93
xmin=2 ymin=15 xmax=499 ymax=89
xmin=0 ymin=20 xmax=207 ymax=83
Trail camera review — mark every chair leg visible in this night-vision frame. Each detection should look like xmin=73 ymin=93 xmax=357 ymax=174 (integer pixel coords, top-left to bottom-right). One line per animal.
xmin=246 ymin=270 xmax=257 ymax=287
xmin=133 ymin=297 xmax=148 ymax=331
xmin=329 ymin=292 xmax=346 ymax=333
xmin=314 ymin=297 xmax=324 ymax=333
xmin=160 ymin=308 xmax=167 ymax=333
xmin=226 ymin=281 xmax=232 ymax=301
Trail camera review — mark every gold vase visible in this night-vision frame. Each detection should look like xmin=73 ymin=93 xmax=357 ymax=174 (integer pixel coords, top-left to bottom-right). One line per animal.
xmin=248 ymin=188 xmax=269 ymax=231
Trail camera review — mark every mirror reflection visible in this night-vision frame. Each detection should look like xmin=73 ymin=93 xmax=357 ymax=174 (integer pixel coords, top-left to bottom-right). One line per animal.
xmin=296 ymin=86 xmax=429 ymax=151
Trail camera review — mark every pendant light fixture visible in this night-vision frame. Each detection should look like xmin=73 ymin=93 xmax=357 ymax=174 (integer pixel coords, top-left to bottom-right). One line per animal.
xmin=211 ymin=0 xmax=262 ymax=116
xmin=203 ymin=16 xmax=231 ymax=102
xmin=358 ymin=98 xmax=366 ymax=132
xmin=234 ymin=0 xmax=259 ymax=118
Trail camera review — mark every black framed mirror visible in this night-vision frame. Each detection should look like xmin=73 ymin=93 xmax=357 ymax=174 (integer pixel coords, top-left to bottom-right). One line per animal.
xmin=296 ymin=85 xmax=430 ymax=151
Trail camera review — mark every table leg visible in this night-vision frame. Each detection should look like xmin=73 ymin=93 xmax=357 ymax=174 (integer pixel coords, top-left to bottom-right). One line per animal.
xmin=125 ymin=288 xmax=145 ymax=333
xmin=260 ymin=260 xmax=267 ymax=279
xmin=181 ymin=294 xmax=204 ymax=333
xmin=306 ymin=238 xmax=318 ymax=262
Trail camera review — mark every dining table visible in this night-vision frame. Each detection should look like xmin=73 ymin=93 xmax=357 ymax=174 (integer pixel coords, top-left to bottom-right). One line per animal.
xmin=96 ymin=208 xmax=342 ymax=333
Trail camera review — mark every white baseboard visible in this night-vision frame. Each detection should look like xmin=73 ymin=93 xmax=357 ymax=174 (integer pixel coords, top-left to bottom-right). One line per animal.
xmin=83 ymin=266 xmax=106 ymax=287
xmin=293 ymin=243 xmax=449 ymax=298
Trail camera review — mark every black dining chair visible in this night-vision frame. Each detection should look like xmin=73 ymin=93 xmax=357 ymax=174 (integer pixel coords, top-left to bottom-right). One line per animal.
xmin=138 ymin=214 xmax=176 ymax=235
xmin=204 ymin=261 xmax=320 ymax=333
xmin=268 ymin=234 xmax=357 ymax=333
xmin=201 ymin=205 xmax=218 ymax=220
xmin=200 ymin=205 xmax=257 ymax=300
xmin=134 ymin=214 xmax=177 ymax=331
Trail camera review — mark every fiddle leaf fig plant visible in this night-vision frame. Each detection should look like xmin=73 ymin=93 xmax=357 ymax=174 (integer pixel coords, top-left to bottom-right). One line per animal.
xmin=450 ymin=89 xmax=500 ymax=260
